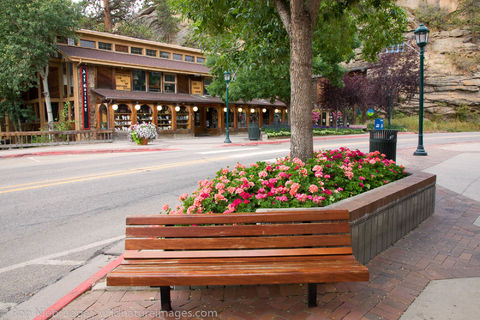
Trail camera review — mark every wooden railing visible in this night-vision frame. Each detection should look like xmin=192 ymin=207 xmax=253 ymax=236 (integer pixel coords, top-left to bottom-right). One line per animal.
xmin=0 ymin=130 xmax=114 ymax=149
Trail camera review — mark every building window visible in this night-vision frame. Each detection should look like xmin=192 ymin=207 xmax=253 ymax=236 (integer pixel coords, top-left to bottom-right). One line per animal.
xmin=176 ymin=106 xmax=189 ymax=129
xmin=148 ymin=71 xmax=162 ymax=92
xmin=157 ymin=106 xmax=171 ymax=130
xmin=68 ymin=63 xmax=73 ymax=96
xmin=115 ymin=44 xmax=128 ymax=53
xmin=172 ymin=53 xmax=182 ymax=61
xmin=196 ymin=57 xmax=205 ymax=63
xmin=98 ymin=42 xmax=112 ymax=50
xmin=131 ymin=47 xmax=143 ymax=55
xmin=132 ymin=70 xmax=146 ymax=91
xmin=79 ymin=39 xmax=95 ymax=48
xmin=203 ymin=77 xmax=212 ymax=95
xmin=62 ymin=64 xmax=67 ymax=97
xmin=164 ymin=74 xmax=176 ymax=93
xmin=184 ymin=55 xmax=194 ymax=62
xmin=146 ymin=49 xmax=156 ymax=57
xmin=160 ymin=51 xmax=170 ymax=59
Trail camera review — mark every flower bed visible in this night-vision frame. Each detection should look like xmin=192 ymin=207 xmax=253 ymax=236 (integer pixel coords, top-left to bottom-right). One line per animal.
xmin=263 ymin=128 xmax=365 ymax=138
xmin=163 ymin=147 xmax=407 ymax=215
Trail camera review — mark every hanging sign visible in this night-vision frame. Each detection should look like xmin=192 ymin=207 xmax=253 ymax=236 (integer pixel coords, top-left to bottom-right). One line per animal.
xmin=191 ymin=81 xmax=203 ymax=94
xmin=367 ymin=108 xmax=375 ymax=117
xmin=80 ymin=65 xmax=90 ymax=129
xmin=115 ymin=70 xmax=131 ymax=91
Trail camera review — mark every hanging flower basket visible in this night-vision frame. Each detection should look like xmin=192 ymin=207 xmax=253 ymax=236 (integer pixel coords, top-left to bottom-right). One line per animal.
xmin=129 ymin=123 xmax=157 ymax=145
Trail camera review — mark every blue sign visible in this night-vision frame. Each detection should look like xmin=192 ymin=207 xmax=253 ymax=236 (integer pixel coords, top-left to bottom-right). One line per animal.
xmin=367 ymin=108 xmax=375 ymax=117
xmin=374 ymin=118 xmax=384 ymax=130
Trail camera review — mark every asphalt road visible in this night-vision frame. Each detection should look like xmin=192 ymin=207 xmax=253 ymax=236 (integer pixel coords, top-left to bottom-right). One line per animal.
xmin=1 ymin=132 xmax=479 ymax=317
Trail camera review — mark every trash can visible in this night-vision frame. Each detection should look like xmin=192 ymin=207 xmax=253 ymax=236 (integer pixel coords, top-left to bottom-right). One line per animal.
xmin=248 ymin=122 xmax=260 ymax=140
xmin=369 ymin=130 xmax=398 ymax=161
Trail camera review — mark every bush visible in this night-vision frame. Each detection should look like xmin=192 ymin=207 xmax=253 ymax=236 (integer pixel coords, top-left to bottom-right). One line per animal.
xmin=263 ymin=127 xmax=364 ymax=138
xmin=413 ymin=3 xmax=452 ymax=31
xmin=162 ymin=148 xmax=407 ymax=214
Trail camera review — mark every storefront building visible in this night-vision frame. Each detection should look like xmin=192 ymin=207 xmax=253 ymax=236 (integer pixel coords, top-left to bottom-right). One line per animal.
xmin=15 ymin=29 xmax=287 ymax=136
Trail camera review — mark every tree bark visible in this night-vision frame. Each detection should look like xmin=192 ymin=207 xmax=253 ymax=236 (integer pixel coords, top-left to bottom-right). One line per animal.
xmin=276 ymin=0 xmax=321 ymax=161
xmin=39 ymin=65 xmax=54 ymax=131
xmin=103 ymin=0 xmax=113 ymax=31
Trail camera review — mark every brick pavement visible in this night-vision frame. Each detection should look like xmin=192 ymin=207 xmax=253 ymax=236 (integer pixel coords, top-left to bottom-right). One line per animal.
xmin=50 ymin=143 xmax=480 ymax=320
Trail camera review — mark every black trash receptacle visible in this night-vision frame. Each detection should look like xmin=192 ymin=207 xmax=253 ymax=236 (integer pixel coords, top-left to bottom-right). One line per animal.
xmin=369 ymin=130 xmax=398 ymax=161
xmin=248 ymin=122 xmax=260 ymax=140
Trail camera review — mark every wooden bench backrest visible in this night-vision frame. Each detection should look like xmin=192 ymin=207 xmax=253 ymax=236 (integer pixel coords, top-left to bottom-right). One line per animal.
xmin=124 ymin=209 xmax=352 ymax=260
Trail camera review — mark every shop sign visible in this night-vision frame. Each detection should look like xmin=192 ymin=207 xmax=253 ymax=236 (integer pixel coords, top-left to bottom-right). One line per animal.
xmin=80 ymin=65 xmax=90 ymax=129
xmin=191 ymin=81 xmax=203 ymax=94
xmin=115 ymin=70 xmax=131 ymax=91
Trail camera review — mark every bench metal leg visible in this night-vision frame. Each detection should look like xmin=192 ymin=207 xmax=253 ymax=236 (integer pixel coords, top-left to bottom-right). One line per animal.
xmin=308 ymin=283 xmax=317 ymax=307
xmin=160 ymin=286 xmax=172 ymax=311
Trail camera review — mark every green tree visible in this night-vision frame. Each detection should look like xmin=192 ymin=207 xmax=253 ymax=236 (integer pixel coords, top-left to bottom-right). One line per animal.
xmin=171 ymin=0 xmax=407 ymax=160
xmin=0 ymin=0 xmax=81 ymax=130
xmin=80 ymin=0 xmax=139 ymax=31
xmin=457 ymin=0 xmax=480 ymax=42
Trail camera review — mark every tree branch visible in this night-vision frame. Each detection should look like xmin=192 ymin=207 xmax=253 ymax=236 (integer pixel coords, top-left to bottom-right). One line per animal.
xmin=306 ymin=0 xmax=322 ymax=29
xmin=275 ymin=0 xmax=291 ymax=38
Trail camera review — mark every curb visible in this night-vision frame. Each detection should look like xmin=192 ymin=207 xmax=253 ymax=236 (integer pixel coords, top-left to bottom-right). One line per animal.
xmin=33 ymin=255 xmax=124 ymax=320
xmin=0 ymin=148 xmax=179 ymax=159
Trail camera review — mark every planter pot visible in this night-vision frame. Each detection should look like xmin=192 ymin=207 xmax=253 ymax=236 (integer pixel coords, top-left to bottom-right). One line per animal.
xmin=139 ymin=137 xmax=148 ymax=145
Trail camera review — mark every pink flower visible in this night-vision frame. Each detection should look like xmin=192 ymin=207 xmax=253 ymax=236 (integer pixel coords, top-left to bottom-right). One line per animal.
xmin=359 ymin=183 xmax=365 ymax=188
xmin=275 ymin=195 xmax=288 ymax=202
xmin=293 ymin=158 xmax=305 ymax=166
xmin=179 ymin=193 xmax=188 ymax=201
xmin=359 ymin=176 xmax=366 ymax=181
xmin=162 ymin=204 xmax=169 ymax=211
xmin=299 ymin=168 xmax=308 ymax=176
xmin=312 ymin=165 xmax=323 ymax=172
xmin=215 ymin=183 xmax=225 ymax=190
xmin=227 ymin=187 xmax=236 ymax=194
xmin=221 ymin=168 xmax=230 ymax=174
xmin=258 ymin=170 xmax=268 ymax=178
xmin=239 ymin=171 xmax=246 ymax=176
xmin=295 ymin=193 xmax=307 ymax=202
xmin=324 ymin=174 xmax=331 ymax=179
xmin=255 ymin=193 xmax=267 ymax=199
xmin=309 ymin=184 xmax=319 ymax=193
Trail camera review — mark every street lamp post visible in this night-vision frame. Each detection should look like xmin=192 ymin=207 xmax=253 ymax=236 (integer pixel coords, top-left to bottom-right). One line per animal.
xmin=224 ymin=71 xmax=232 ymax=143
xmin=413 ymin=24 xmax=429 ymax=156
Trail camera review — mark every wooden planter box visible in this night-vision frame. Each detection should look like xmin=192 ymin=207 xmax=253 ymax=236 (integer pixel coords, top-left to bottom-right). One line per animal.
xmin=259 ymin=172 xmax=436 ymax=264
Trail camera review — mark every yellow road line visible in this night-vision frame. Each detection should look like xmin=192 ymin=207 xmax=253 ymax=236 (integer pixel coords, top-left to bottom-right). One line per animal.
xmin=0 ymin=156 xmax=230 ymax=194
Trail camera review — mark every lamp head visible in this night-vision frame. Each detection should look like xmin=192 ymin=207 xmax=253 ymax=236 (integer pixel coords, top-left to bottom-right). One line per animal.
xmin=223 ymin=71 xmax=231 ymax=83
xmin=414 ymin=24 xmax=429 ymax=47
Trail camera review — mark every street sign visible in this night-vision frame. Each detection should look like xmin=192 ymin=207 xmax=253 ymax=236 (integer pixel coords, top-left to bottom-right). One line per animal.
xmin=374 ymin=118 xmax=384 ymax=130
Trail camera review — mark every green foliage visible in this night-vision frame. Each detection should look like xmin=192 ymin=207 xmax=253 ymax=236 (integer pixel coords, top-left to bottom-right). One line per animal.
xmin=54 ymin=102 xmax=75 ymax=131
xmin=262 ymin=128 xmax=364 ymax=138
xmin=0 ymin=0 xmax=80 ymax=126
xmin=115 ymin=20 xmax=155 ymax=40
xmin=392 ymin=114 xmax=480 ymax=132
xmin=413 ymin=3 xmax=452 ymax=31
xmin=170 ymin=0 xmax=407 ymax=106
xmin=447 ymin=52 xmax=480 ymax=73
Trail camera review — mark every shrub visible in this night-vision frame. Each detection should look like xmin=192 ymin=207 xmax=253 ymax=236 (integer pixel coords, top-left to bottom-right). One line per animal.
xmin=162 ymin=148 xmax=407 ymax=215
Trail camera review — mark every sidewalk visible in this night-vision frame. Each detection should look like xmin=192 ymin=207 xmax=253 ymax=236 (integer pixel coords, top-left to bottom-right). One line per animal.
xmin=7 ymin=138 xmax=480 ymax=320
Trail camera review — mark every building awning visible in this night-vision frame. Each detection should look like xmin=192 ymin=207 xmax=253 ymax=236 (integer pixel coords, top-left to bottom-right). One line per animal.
xmin=58 ymin=45 xmax=210 ymax=75
xmin=93 ymin=89 xmax=286 ymax=107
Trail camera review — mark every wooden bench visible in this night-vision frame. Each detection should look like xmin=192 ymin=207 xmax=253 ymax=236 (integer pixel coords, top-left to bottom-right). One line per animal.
xmin=107 ymin=209 xmax=369 ymax=310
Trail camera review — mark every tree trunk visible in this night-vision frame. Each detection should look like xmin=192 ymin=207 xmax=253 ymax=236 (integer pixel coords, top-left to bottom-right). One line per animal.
xmin=39 ymin=65 xmax=54 ymax=131
xmin=276 ymin=0 xmax=320 ymax=161
xmin=103 ymin=0 xmax=113 ymax=31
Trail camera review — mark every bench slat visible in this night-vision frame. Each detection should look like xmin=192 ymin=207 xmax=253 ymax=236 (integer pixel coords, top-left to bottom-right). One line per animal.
xmin=120 ymin=254 xmax=358 ymax=265
xmin=126 ymin=222 xmax=350 ymax=238
xmin=124 ymin=247 xmax=353 ymax=259
xmin=107 ymin=259 xmax=369 ymax=286
xmin=126 ymin=210 xmax=349 ymax=225
xmin=125 ymin=234 xmax=351 ymax=250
